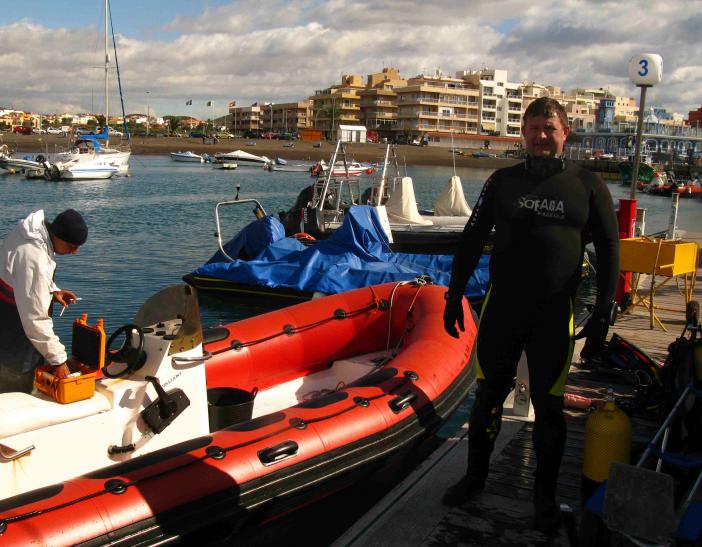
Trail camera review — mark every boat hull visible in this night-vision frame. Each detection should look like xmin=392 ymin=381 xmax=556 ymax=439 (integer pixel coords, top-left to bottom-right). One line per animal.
xmin=0 ymin=282 xmax=476 ymax=545
xmin=170 ymin=152 xmax=204 ymax=163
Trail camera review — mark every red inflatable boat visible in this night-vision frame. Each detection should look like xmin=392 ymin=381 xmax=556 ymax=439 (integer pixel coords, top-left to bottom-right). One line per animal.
xmin=0 ymin=280 xmax=476 ymax=545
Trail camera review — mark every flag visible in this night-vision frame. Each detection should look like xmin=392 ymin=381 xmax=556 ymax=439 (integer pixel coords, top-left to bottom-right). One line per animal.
xmin=207 ymin=101 xmax=213 ymax=107
xmin=186 ymin=99 xmax=192 ymax=106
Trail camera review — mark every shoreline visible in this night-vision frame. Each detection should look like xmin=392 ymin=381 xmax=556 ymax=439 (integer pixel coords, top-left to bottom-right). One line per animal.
xmin=1 ymin=134 xmax=519 ymax=170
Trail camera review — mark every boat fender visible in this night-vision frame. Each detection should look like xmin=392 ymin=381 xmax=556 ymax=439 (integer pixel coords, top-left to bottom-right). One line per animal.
xmin=564 ymin=393 xmax=592 ymax=410
xmin=35 ymin=154 xmax=46 ymax=164
xmin=293 ymin=232 xmax=316 ymax=241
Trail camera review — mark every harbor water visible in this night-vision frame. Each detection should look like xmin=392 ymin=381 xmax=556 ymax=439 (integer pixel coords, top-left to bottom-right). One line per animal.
xmin=3 ymin=156 xmax=700 ymax=336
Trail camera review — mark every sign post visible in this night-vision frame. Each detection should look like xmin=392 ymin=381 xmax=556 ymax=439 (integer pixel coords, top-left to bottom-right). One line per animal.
xmin=616 ymin=53 xmax=663 ymax=305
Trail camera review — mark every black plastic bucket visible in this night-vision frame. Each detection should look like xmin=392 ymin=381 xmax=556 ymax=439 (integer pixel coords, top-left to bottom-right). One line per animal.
xmin=207 ymin=387 xmax=256 ymax=431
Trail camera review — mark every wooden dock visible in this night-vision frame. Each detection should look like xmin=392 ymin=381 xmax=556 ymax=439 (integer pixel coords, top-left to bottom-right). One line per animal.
xmin=333 ymin=232 xmax=701 ymax=547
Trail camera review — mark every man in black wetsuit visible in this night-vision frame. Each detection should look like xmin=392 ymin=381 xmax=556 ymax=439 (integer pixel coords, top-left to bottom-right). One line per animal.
xmin=441 ymin=97 xmax=619 ymax=533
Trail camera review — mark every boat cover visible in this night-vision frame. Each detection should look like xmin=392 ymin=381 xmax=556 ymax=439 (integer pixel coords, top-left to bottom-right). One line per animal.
xmin=434 ymin=176 xmax=472 ymax=217
xmin=193 ymin=205 xmax=489 ymax=298
xmin=385 ymin=177 xmax=433 ymax=225
xmin=217 ymin=149 xmax=269 ymax=163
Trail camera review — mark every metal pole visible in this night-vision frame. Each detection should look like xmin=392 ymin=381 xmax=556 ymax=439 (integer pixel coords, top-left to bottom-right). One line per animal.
xmin=667 ymin=193 xmax=679 ymax=240
xmin=630 ymin=85 xmax=648 ymax=199
xmin=104 ymin=0 xmax=109 ymax=146
xmin=146 ymin=91 xmax=150 ymax=136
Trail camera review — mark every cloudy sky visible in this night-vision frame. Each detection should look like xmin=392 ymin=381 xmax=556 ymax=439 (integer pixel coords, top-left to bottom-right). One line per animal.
xmin=1 ymin=0 xmax=700 ymax=121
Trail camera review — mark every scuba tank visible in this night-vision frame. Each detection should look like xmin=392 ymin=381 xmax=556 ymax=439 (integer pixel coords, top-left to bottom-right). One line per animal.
xmin=581 ymin=387 xmax=632 ymax=503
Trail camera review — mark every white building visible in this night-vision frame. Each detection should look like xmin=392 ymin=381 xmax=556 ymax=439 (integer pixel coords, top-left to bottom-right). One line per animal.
xmin=458 ymin=68 xmax=523 ymax=137
xmin=337 ymin=124 xmax=367 ymax=143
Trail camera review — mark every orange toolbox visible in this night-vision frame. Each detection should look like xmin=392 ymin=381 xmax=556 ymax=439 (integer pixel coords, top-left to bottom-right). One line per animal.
xmin=34 ymin=314 xmax=106 ymax=404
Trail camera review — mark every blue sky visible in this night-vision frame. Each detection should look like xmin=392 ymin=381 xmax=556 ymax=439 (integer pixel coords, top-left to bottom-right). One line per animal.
xmin=1 ymin=1 xmax=700 ymax=120
xmin=4 ymin=1 xmax=228 ymax=40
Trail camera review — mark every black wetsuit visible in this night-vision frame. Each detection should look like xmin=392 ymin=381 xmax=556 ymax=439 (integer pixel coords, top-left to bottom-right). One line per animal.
xmin=448 ymin=158 xmax=619 ymax=494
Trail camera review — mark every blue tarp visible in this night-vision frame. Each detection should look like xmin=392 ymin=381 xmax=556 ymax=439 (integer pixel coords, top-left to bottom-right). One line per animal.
xmin=193 ymin=205 xmax=490 ymax=298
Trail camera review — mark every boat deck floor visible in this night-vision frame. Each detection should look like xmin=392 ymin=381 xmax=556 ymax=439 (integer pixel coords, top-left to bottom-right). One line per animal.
xmin=334 ymin=231 xmax=702 ymax=546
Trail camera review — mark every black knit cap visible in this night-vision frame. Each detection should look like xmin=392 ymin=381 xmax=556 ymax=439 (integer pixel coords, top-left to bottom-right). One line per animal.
xmin=48 ymin=209 xmax=88 ymax=246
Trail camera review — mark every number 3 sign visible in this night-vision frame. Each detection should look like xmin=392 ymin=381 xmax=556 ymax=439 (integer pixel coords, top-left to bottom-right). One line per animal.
xmin=628 ymin=53 xmax=663 ymax=86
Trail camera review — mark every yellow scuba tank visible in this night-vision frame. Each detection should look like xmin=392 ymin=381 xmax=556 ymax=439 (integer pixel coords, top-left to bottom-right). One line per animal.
xmin=581 ymin=387 xmax=632 ymax=502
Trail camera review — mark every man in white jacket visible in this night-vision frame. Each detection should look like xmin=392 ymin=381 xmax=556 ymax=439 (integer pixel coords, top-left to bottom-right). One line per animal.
xmin=0 ymin=209 xmax=88 ymax=393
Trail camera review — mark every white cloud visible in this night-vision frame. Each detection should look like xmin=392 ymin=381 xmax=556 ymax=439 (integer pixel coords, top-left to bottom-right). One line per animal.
xmin=0 ymin=0 xmax=700 ymax=118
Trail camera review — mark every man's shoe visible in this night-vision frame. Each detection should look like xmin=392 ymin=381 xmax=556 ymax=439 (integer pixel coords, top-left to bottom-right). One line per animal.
xmin=442 ymin=475 xmax=485 ymax=506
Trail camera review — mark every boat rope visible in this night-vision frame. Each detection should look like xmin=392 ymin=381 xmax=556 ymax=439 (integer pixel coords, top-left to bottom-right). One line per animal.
xmin=209 ymin=297 xmax=384 ymax=356
xmin=108 ymin=1 xmax=129 ymax=139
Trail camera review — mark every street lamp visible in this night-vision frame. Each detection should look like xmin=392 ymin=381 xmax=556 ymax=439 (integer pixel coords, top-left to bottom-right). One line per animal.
xmin=615 ymin=53 xmax=663 ymax=304
xmin=146 ymin=91 xmax=150 ymax=136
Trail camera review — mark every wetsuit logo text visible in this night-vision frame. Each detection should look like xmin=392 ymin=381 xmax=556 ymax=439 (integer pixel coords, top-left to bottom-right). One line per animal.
xmin=518 ymin=197 xmax=565 ymax=219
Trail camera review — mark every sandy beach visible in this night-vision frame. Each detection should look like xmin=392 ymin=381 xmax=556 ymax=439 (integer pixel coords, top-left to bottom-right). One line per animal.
xmin=1 ymin=134 xmax=520 ymax=169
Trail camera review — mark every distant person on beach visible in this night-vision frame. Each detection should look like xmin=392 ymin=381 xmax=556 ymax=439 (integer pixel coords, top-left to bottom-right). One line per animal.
xmin=441 ymin=97 xmax=619 ymax=533
xmin=0 ymin=209 xmax=88 ymax=393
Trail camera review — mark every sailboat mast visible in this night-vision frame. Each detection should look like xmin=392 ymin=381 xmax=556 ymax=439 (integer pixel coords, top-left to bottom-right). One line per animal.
xmin=104 ymin=0 xmax=109 ymax=146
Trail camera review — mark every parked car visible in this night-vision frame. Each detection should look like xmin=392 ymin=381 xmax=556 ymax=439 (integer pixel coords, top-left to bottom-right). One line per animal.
xmin=189 ymin=131 xmax=206 ymax=138
xmin=12 ymin=126 xmax=32 ymax=135
xmin=34 ymin=128 xmax=47 ymax=134
xmin=46 ymin=127 xmax=66 ymax=135
xmin=108 ymin=127 xmax=124 ymax=136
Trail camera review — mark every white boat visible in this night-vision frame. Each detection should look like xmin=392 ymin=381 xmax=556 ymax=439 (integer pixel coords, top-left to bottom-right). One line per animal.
xmin=170 ymin=151 xmax=204 ymax=163
xmin=264 ymin=158 xmax=314 ymax=172
xmin=54 ymin=158 xmax=119 ymax=180
xmin=212 ymin=162 xmax=238 ymax=170
xmin=51 ymin=139 xmax=130 ymax=175
xmin=214 ymin=149 xmax=270 ymax=166
xmin=0 ymin=155 xmax=44 ymax=175
xmin=311 ymin=159 xmax=372 ymax=177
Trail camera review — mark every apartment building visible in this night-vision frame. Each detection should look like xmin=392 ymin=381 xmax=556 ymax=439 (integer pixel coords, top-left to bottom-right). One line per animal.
xmin=259 ymin=101 xmax=313 ymax=134
xmin=459 ymin=68 xmax=522 ymax=137
xmin=395 ymin=71 xmax=480 ymax=137
xmin=228 ymin=101 xmax=264 ymax=134
xmin=359 ymin=68 xmax=406 ymax=139
xmin=310 ymin=74 xmax=365 ymax=137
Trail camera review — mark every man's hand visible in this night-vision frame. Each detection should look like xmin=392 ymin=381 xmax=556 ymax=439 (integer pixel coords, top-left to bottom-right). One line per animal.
xmin=52 ymin=289 xmax=78 ymax=307
xmin=53 ymin=363 xmax=70 ymax=379
xmin=575 ymin=316 xmax=610 ymax=359
xmin=443 ymin=295 xmax=465 ymax=339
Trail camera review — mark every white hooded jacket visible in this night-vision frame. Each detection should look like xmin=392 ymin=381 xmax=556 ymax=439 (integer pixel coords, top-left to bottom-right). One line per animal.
xmin=0 ymin=210 xmax=66 ymax=366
